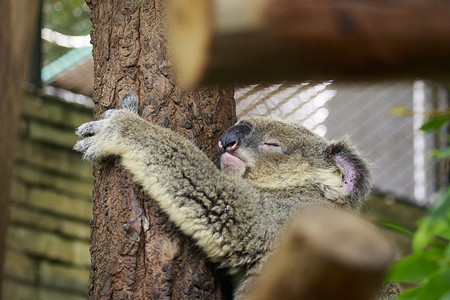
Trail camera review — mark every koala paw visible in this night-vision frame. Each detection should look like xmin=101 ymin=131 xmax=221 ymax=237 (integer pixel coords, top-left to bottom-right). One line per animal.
xmin=74 ymin=94 xmax=139 ymax=162
xmin=74 ymin=119 xmax=108 ymax=162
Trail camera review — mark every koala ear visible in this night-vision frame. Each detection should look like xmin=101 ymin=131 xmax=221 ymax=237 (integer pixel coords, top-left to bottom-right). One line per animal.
xmin=327 ymin=139 xmax=371 ymax=208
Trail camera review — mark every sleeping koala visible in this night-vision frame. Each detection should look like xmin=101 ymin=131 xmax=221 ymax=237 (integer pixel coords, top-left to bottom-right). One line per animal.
xmin=75 ymin=94 xmax=384 ymax=299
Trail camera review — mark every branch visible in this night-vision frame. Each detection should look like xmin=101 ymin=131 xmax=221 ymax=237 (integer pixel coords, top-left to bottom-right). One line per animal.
xmin=168 ymin=0 xmax=450 ymax=87
xmin=243 ymin=209 xmax=395 ymax=300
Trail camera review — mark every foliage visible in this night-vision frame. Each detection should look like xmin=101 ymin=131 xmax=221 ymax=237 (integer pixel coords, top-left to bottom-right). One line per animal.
xmin=43 ymin=0 xmax=90 ymax=34
xmin=387 ymin=114 xmax=450 ymax=300
xmin=42 ymin=0 xmax=91 ymax=66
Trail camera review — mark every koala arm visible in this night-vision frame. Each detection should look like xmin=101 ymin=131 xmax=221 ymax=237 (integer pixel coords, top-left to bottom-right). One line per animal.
xmin=74 ymin=95 xmax=259 ymax=267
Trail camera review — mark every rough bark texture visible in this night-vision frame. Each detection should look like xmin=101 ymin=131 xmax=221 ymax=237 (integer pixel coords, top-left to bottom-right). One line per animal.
xmin=0 ymin=0 xmax=41 ymax=295
xmin=86 ymin=0 xmax=235 ymax=299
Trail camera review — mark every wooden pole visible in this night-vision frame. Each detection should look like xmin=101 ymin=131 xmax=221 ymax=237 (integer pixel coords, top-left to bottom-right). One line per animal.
xmin=243 ymin=209 xmax=395 ymax=300
xmin=0 ymin=0 xmax=41 ymax=296
xmin=168 ymin=0 xmax=450 ymax=87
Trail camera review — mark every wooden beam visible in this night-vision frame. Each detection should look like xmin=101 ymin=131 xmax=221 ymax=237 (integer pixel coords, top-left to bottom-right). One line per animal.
xmin=168 ymin=0 xmax=450 ymax=87
xmin=243 ymin=209 xmax=395 ymax=300
xmin=0 ymin=0 xmax=41 ymax=295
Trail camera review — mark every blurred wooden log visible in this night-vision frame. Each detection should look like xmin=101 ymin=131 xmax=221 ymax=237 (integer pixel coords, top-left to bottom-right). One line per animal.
xmin=243 ymin=209 xmax=395 ymax=300
xmin=0 ymin=0 xmax=41 ymax=296
xmin=168 ymin=0 xmax=450 ymax=87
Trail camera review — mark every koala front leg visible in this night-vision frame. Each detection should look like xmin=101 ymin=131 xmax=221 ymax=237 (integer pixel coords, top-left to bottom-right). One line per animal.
xmin=75 ymin=95 xmax=260 ymax=270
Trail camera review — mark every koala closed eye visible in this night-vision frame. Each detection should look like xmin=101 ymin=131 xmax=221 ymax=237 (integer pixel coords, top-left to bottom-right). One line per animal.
xmin=260 ymin=141 xmax=284 ymax=153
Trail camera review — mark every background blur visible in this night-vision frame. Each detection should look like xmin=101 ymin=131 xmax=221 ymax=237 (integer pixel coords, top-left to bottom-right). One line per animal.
xmin=3 ymin=0 xmax=447 ymax=299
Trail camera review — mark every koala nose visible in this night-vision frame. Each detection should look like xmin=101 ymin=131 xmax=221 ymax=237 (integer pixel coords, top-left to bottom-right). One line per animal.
xmin=218 ymin=122 xmax=252 ymax=153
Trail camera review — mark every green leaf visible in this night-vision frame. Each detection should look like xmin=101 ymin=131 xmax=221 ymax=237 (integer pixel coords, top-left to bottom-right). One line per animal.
xmin=413 ymin=217 xmax=434 ymax=252
xmin=430 ymin=219 xmax=450 ymax=240
xmin=440 ymin=291 xmax=450 ymax=300
xmin=433 ymin=148 xmax=450 ymax=161
xmin=421 ymin=116 xmax=450 ymax=132
xmin=397 ymin=268 xmax=450 ymax=300
xmin=382 ymin=222 xmax=414 ymax=238
xmin=388 ymin=251 xmax=440 ymax=282
xmin=429 ymin=188 xmax=450 ymax=225
xmin=413 ymin=188 xmax=450 ymax=251
xmin=413 ymin=217 xmax=449 ymax=252
xmin=398 ymin=284 xmax=425 ymax=300
xmin=445 ymin=244 xmax=450 ymax=258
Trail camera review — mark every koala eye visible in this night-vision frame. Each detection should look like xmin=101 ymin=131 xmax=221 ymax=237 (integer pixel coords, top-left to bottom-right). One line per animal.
xmin=264 ymin=142 xmax=280 ymax=147
xmin=260 ymin=141 xmax=284 ymax=153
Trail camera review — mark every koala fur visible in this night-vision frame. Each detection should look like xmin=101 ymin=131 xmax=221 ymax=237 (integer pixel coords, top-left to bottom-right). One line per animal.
xmin=75 ymin=94 xmax=377 ymax=299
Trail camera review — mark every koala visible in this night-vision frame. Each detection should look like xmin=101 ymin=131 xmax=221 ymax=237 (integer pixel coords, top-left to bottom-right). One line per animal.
xmin=75 ymin=94 xmax=373 ymax=298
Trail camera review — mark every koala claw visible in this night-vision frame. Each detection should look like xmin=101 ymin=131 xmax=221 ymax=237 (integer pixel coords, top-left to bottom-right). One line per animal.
xmin=75 ymin=120 xmax=105 ymax=138
xmin=74 ymin=137 xmax=91 ymax=152
xmin=73 ymin=137 xmax=100 ymax=162
xmin=74 ymin=119 xmax=108 ymax=162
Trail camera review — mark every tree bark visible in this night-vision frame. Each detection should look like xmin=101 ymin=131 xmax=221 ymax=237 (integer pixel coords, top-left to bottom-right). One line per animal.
xmin=86 ymin=0 xmax=235 ymax=299
xmin=169 ymin=0 xmax=450 ymax=87
xmin=0 ymin=0 xmax=41 ymax=296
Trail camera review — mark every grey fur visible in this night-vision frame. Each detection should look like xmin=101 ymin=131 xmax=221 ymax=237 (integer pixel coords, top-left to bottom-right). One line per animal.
xmin=122 ymin=93 xmax=139 ymax=114
xmin=75 ymin=95 xmax=381 ymax=299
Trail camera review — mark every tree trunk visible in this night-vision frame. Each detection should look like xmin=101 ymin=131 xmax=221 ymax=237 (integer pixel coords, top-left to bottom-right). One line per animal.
xmin=86 ymin=0 xmax=235 ymax=298
xmin=0 ymin=0 xmax=41 ymax=296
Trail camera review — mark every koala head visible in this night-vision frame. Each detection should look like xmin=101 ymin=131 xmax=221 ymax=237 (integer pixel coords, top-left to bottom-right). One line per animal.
xmin=217 ymin=117 xmax=370 ymax=208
